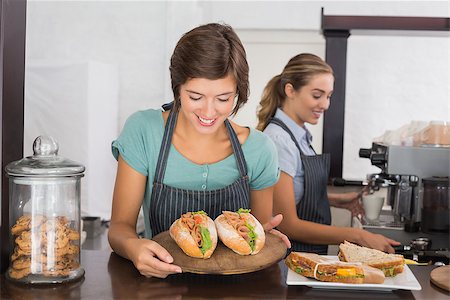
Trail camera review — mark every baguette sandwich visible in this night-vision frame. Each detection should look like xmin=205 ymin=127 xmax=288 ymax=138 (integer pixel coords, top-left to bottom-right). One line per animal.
xmin=338 ymin=241 xmax=405 ymax=277
xmin=285 ymin=252 xmax=385 ymax=284
xmin=169 ymin=211 xmax=217 ymax=259
xmin=214 ymin=208 xmax=265 ymax=255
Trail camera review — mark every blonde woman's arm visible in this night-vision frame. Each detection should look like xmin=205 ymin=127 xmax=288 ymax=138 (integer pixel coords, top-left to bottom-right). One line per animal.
xmin=273 ymin=171 xmax=399 ymax=252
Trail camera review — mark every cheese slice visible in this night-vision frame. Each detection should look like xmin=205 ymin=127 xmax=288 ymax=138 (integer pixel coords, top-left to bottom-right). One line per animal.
xmin=336 ymin=268 xmax=357 ymax=277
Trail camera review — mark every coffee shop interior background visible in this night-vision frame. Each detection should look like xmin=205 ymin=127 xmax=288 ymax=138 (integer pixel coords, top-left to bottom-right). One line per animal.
xmin=22 ymin=1 xmax=449 ymax=221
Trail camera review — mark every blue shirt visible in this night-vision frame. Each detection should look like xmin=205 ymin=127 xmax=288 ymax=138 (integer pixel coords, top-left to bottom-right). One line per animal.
xmin=263 ymin=108 xmax=315 ymax=205
xmin=112 ymin=108 xmax=280 ymax=235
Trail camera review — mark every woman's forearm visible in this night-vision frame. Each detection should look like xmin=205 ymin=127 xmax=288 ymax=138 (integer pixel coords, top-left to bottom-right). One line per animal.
xmin=108 ymin=222 xmax=141 ymax=260
xmin=277 ymin=217 xmax=363 ymax=245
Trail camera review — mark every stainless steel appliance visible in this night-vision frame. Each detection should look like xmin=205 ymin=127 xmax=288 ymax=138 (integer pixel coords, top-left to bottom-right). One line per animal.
xmin=359 ymin=143 xmax=450 ymax=233
xmin=395 ymin=237 xmax=450 ymax=265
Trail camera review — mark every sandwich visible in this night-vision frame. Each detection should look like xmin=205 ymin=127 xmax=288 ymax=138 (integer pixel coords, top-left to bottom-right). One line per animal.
xmin=169 ymin=211 xmax=217 ymax=259
xmin=338 ymin=240 xmax=405 ymax=277
xmin=285 ymin=252 xmax=385 ymax=284
xmin=214 ymin=208 xmax=265 ymax=255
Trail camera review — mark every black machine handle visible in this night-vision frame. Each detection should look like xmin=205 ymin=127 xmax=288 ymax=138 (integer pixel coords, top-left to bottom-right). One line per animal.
xmin=359 ymin=147 xmax=386 ymax=168
xmin=331 ymin=178 xmax=366 ymax=187
xmin=359 ymin=148 xmax=372 ymax=158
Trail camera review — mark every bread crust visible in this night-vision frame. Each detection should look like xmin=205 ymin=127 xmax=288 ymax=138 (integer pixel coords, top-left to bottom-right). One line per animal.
xmin=361 ymin=265 xmax=385 ymax=284
xmin=285 ymin=252 xmax=380 ymax=284
xmin=285 ymin=252 xmax=317 ymax=278
xmin=316 ymin=274 xmax=364 ymax=284
xmin=215 ymin=215 xmax=251 ymax=255
xmin=338 ymin=240 xmax=404 ymax=276
xmin=169 ymin=215 xmax=217 ymax=259
xmin=214 ymin=212 xmax=265 ymax=255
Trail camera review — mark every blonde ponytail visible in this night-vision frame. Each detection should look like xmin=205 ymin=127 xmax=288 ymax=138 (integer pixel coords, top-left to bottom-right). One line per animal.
xmin=256 ymin=75 xmax=283 ymax=131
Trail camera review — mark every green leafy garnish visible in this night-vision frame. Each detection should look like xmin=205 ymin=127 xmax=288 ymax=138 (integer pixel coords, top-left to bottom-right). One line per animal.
xmin=245 ymin=222 xmax=257 ymax=251
xmin=199 ymin=226 xmax=212 ymax=255
xmin=235 ymin=208 xmax=257 ymax=251
xmin=192 ymin=210 xmax=207 ymax=215
xmin=382 ymin=266 xmax=395 ymax=277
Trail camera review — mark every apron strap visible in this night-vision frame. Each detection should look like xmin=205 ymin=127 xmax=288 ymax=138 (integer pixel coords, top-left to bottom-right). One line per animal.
xmin=162 ymin=101 xmax=175 ymax=111
xmin=225 ymin=119 xmax=248 ymax=177
xmin=154 ymin=104 xmax=178 ymax=184
xmin=270 ymin=117 xmax=317 ymax=155
xmin=270 ymin=117 xmax=304 ymax=154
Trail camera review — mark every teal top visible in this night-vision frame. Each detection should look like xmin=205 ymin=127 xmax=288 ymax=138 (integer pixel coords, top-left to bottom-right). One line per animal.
xmin=111 ymin=108 xmax=280 ymax=235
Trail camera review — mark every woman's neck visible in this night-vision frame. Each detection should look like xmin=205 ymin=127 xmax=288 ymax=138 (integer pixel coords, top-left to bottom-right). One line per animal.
xmin=280 ymin=103 xmax=305 ymax=128
xmin=171 ymin=111 xmax=232 ymax=165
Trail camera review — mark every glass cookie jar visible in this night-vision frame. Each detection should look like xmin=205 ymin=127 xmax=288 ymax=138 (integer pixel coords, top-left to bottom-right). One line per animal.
xmin=5 ymin=136 xmax=85 ymax=284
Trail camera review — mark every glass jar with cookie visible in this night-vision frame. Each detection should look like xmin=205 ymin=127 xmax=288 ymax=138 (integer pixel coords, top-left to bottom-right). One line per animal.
xmin=5 ymin=136 xmax=85 ymax=284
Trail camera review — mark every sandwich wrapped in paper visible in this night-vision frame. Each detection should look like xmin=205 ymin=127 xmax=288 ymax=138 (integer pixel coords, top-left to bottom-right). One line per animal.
xmin=285 ymin=252 xmax=385 ymax=284
xmin=338 ymin=241 xmax=405 ymax=277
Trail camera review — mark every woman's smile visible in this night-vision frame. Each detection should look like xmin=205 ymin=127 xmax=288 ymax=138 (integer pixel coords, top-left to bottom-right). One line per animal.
xmin=312 ymin=110 xmax=323 ymax=119
xmin=197 ymin=115 xmax=217 ymax=126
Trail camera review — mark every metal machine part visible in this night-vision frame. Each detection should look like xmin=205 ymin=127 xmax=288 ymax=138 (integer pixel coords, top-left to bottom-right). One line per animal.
xmin=395 ymin=237 xmax=449 ymax=265
xmin=359 ymin=143 xmax=450 ymax=233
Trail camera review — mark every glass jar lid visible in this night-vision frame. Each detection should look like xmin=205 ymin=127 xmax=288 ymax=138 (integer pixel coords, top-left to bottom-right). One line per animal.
xmin=5 ymin=136 xmax=85 ymax=177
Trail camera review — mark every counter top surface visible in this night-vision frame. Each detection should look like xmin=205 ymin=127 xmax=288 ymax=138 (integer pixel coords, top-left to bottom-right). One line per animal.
xmin=1 ymin=250 xmax=449 ymax=299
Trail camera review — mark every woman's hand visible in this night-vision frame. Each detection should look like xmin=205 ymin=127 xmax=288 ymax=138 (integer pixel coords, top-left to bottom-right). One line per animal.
xmin=357 ymin=229 xmax=401 ymax=253
xmin=332 ymin=192 xmax=365 ymax=218
xmin=127 ymin=238 xmax=182 ymax=278
xmin=262 ymin=214 xmax=291 ymax=249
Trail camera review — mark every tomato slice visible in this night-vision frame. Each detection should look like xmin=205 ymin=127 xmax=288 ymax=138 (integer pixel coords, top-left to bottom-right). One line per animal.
xmin=194 ymin=215 xmax=202 ymax=224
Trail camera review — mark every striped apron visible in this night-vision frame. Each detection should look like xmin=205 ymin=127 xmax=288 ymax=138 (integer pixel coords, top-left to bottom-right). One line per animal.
xmin=270 ymin=118 xmax=331 ymax=255
xmin=149 ymin=105 xmax=250 ymax=236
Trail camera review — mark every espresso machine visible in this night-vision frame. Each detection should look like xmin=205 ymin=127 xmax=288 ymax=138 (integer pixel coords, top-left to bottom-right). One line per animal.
xmin=359 ymin=142 xmax=450 ymax=234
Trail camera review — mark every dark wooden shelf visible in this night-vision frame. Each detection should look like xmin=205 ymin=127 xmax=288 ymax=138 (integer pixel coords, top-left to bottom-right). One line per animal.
xmin=322 ymin=15 xmax=450 ymax=32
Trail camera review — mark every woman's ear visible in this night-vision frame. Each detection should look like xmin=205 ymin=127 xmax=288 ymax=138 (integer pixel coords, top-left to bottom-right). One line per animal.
xmin=284 ymin=83 xmax=296 ymax=99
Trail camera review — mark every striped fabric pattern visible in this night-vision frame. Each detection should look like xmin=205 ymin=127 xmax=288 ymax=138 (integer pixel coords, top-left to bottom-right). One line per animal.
xmin=149 ymin=106 xmax=250 ymax=236
xmin=270 ymin=118 xmax=331 ymax=255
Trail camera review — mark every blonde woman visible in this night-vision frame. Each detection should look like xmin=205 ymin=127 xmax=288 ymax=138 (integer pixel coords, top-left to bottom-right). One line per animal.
xmin=257 ymin=53 xmax=399 ymax=254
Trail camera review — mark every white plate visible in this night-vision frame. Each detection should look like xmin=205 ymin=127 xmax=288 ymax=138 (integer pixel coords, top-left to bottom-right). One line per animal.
xmin=286 ymin=256 xmax=422 ymax=291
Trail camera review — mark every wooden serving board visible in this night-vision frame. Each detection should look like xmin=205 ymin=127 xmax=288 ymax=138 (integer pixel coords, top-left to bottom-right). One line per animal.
xmin=430 ymin=265 xmax=450 ymax=291
xmin=152 ymin=231 xmax=287 ymax=275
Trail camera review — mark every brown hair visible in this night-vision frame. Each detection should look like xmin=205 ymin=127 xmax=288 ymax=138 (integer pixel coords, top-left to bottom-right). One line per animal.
xmin=170 ymin=23 xmax=249 ymax=116
xmin=256 ymin=53 xmax=333 ymax=131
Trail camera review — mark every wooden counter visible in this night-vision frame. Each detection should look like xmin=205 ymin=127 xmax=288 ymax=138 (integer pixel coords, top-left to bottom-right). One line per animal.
xmin=1 ymin=250 xmax=449 ymax=299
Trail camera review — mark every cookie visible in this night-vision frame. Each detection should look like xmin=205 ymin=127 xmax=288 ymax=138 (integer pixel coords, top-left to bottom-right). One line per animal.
xmin=12 ymin=256 xmax=31 ymax=270
xmin=15 ymin=230 xmax=47 ymax=251
xmin=9 ymin=214 xmax=81 ymax=279
xmin=11 ymin=215 xmax=46 ymax=235
xmin=8 ymin=267 xmax=31 ymax=280
xmin=68 ymin=229 xmax=80 ymax=241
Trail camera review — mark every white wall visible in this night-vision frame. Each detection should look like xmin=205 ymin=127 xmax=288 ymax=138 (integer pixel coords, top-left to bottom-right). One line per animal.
xmin=345 ymin=33 xmax=450 ymax=178
xmin=24 ymin=61 xmax=119 ymax=219
xmin=233 ymin=29 xmax=327 ymax=152
xmin=25 ymin=0 xmax=450 ymax=217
